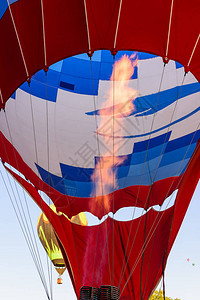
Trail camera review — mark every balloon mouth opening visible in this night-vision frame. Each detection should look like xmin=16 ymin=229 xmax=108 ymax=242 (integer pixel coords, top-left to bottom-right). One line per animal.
xmin=84 ymin=189 xmax=177 ymax=226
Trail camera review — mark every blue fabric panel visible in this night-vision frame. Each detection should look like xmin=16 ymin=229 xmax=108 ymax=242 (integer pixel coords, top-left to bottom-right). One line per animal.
xmin=154 ymin=159 xmax=189 ymax=181
xmin=11 ymin=92 xmax=16 ymax=99
xmin=33 ymin=69 xmax=60 ymax=88
xmin=125 ymin=159 xmax=188 ymax=187
xmin=101 ymin=50 xmax=118 ymax=62
xmin=61 ymin=57 xmax=100 ymax=80
xmin=119 ymin=173 xmax=152 ymax=187
xmin=131 ymin=143 xmax=167 ymax=165
xmin=134 ymin=82 xmax=200 ymax=117
xmin=60 ymin=163 xmax=93 ymax=182
xmin=159 ymin=144 xmax=196 ymax=167
xmin=165 ymin=130 xmax=200 ymax=152
xmin=99 ymin=62 xmax=115 ymax=80
xmin=0 ymin=0 xmax=18 ymax=19
xmin=20 ymin=80 xmax=58 ymax=102
xmin=63 ymin=178 xmax=94 ymax=197
xmin=133 ymin=132 xmax=171 ymax=152
xmin=175 ymin=61 xmax=183 ymax=69
xmin=60 ymin=81 xmax=74 ymax=90
xmin=73 ymin=53 xmax=91 ymax=61
xmin=36 ymin=164 xmax=67 ymax=194
xmin=116 ymin=165 xmax=130 ymax=179
xmin=75 ymin=51 xmax=102 ymax=62
xmin=50 ymin=60 xmax=63 ymax=72
xmin=59 ymin=73 xmax=99 ymax=95
xmin=128 ymin=155 xmax=164 ymax=177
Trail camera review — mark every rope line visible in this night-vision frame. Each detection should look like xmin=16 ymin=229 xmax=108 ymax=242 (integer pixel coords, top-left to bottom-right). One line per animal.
xmin=165 ymin=0 xmax=174 ymax=59
xmin=187 ymin=33 xmax=200 ymax=68
xmin=113 ymin=0 xmax=123 ymax=50
xmin=44 ymin=71 xmax=54 ymax=300
xmin=119 ymin=69 xmax=200 ymax=297
xmin=0 ymin=89 xmax=3 ymax=105
xmin=1 ymin=109 xmax=51 ymax=297
xmin=83 ymin=0 xmax=92 ymax=54
xmin=119 ymin=62 xmax=185 ymax=294
xmin=6 ymin=0 xmax=29 ymax=79
xmin=40 ymin=0 xmax=47 ymax=67
xmin=118 ymin=63 xmax=167 ymax=288
xmin=112 ymin=54 xmax=116 ymax=286
xmin=0 ymin=168 xmax=51 ymax=299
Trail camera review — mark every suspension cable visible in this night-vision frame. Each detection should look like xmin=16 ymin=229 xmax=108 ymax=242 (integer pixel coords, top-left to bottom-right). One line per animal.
xmin=40 ymin=0 xmax=48 ymax=68
xmin=119 ymin=67 xmax=200 ymax=297
xmin=1 ymin=108 xmax=51 ymax=297
xmin=0 ymin=165 xmax=50 ymax=299
xmin=6 ymin=0 xmax=29 ymax=80
xmin=113 ymin=0 xmax=123 ymax=50
xmin=165 ymin=0 xmax=174 ymax=60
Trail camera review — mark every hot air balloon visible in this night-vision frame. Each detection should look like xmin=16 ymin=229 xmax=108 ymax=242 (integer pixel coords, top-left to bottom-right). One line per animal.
xmin=37 ymin=204 xmax=87 ymax=284
xmin=1 ymin=1 xmax=200 ymax=300
xmin=186 ymin=258 xmax=196 ymax=267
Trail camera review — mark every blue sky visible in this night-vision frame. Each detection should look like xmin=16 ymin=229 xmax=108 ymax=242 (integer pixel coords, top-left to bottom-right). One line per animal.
xmin=0 ymin=162 xmax=199 ymax=300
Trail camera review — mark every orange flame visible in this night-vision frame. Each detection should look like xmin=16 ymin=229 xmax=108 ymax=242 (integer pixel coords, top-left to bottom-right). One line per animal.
xmin=91 ymin=54 xmax=138 ymax=212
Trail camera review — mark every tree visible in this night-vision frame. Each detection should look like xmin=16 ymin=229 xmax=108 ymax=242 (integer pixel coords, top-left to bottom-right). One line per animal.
xmin=149 ymin=290 xmax=181 ymax=300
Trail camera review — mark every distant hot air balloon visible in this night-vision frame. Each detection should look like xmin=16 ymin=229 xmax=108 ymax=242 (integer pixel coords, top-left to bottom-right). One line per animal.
xmin=37 ymin=204 xmax=87 ymax=283
xmin=186 ymin=258 xmax=196 ymax=267
xmin=1 ymin=1 xmax=200 ymax=299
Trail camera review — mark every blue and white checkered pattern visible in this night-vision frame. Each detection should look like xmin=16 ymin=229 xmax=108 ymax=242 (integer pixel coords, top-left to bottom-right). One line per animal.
xmin=4 ymin=51 xmax=200 ymax=197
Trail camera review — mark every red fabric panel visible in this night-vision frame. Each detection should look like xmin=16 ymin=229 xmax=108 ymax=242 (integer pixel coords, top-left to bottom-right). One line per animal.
xmin=168 ymin=142 xmax=200 ymax=253
xmin=1 ymin=0 xmax=200 ymax=106
xmin=143 ymin=141 xmax=200 ymax=297
xmin=11 ymin=0 xmax=45 ymax=77
xmin=42 ymin=0 xmax=89 ymax=65
xmin=56 ymin=208 xmax=175 ymax=299
xmin=109 ymin=0 xmax=171 ymax=56
xmin=86 ymin=0 xmax=120 ymax=50
xmin=0 ymin=4 xmax=27 ymax=106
